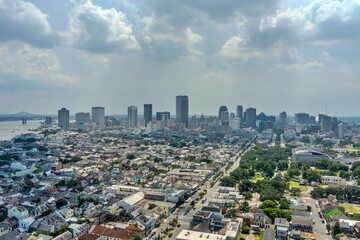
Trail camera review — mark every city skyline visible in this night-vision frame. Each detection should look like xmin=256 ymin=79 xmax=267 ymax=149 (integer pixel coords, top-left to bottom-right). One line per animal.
xmin=0 ymin=1 xmax=360 ymax=116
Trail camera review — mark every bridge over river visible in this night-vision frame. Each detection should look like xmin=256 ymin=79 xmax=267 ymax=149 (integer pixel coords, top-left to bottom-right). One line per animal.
xmin=0 ymin=112 xmax=47 ymax=122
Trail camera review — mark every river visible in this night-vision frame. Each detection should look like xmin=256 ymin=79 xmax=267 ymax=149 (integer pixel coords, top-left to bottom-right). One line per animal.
xmin=0 ymin=120 xmax=42 ymax=141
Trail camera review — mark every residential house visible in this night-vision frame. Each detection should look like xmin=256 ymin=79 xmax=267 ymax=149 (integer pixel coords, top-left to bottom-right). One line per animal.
xmin=274 ymin=218 xmax=289 ymax=240
xmin=0 ymin=223 xmax=11 ymax=237
xmin=254 ymin=209 xmax=271 ymax=228
xmin=52 ymin=231 xmax=72 ymax=240
xmin=19 ymin=217 xmax=35 ymax=231
xmin=68 ymin=223 xmax=90 ymax=238
xmin=290 ymin=215 xmax=313 ymax=233
xmin=7 ymin=206 xmax=29 ymax=220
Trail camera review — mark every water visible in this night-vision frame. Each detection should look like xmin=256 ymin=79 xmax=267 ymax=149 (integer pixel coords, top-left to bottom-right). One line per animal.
xmin=0 ymin=120 xmax=42 ymax=141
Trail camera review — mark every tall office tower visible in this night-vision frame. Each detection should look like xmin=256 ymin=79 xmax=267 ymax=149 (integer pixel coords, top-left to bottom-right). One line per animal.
xmin=190 ymin=114 xmax=197 ymax=129
xmin=295 ymin=113 xmax=310 ymax=124
xmin=318 ymin=114 xmax=325 ymax=125
xmin=218 ymin=106 xmax=228 ymax=119
xmin=156 ymin=111 xmax=171 ymax=121
xmin=91 ymin=107 xmax=105 ymax=128
xmin=267 ymin=115 xmax=276 ymax=122
xmin=279 ymin=111 xmax=287 ymax=123
xmin=229 ymin=113 xmax=235 ymax=119
xmin=245 ymin=107 xmax=256 ymax=128
xmin=75 ymin=112 xmax=90 ymax=124
xmin=176 ymin=95 xmax=189 ymax=127
xmin=45 ymin=116 xmax=52 ymax=125
xmin=331 ymin=117 xmax=338 ymax=130
xmin=58 ymin=108 xmax=70 ymax=129
xmin=257 ymin=112 xmax=267 ymax=121
xmin=337 ymin=122 xmax=347 ymax=138
xmin=127 ymin=106 xmax=138 ymax=128
xmin=236 ymin=105 xmax=243 ymax=121
xmin=309 ymin=116 xmax=316 ymax=125
xmin=144 ymin=104 xmax=152 ymax=127
xmin=321 ymin=115 xmax=332 ymax=132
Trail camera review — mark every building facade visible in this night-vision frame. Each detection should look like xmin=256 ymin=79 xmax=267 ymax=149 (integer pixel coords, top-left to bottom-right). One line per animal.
xmin=58 ymin=108 xmax=70 ymax=129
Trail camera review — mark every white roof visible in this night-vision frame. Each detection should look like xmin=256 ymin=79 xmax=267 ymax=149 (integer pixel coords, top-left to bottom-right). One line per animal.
xmin=176 ymin=230 xmax=226 ymax=240
xmin=121 ymin=192 xmax=144 ymax=206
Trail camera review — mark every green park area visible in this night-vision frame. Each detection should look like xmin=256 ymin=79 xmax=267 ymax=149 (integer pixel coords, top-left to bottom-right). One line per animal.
xmin=339 ymin=203 xmax=360 ymax=214
xmin=289 ymin=181 xmax=308 ymax=192
xmin=289 ymin=181 xmax=300 ymax=188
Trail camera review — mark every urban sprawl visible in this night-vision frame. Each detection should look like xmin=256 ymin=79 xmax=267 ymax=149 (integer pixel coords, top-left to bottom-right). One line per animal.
xmin=1 ymin=96 xmax=360 ymax=240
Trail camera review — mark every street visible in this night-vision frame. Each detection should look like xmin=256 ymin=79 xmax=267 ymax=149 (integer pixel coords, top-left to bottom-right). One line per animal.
xmin=305 ymin=198 xmax=332 ymax=240
xmin=152 ymin=138 xmax=256 ymax=240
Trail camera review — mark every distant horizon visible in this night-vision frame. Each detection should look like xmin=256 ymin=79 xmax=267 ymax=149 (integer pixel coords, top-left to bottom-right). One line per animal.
xmin=1 ymin=111 xmax=360 ymax=119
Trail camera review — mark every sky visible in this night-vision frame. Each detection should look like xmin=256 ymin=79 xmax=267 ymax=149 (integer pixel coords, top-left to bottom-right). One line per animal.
xmin=0 ymin=0 xmax=360 ymax=116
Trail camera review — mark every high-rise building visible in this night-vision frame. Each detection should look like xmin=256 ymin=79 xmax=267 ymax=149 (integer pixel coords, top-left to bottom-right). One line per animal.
xmin=45 ymin=116 xmax=52 ymax=125
xmin=127 ymin=106 xmax=138 ymax=128
xmin=156 ymin=111 xmax=170 ymax=121
xmin=295 ymin=113 xmax=310 ymax=125
xmin=76 ymin=112 xmax=90 ymax=124
xmin=245 ymin=108 xmax=256 ymax=128
xmin=279 ymin=111 xmax=287 ymax=123
xmin=257 ymin=112 xmax=267 ymax=121
xmin=267 ymin=115 xmax=276 ymax=122
xmin=58 ymin=108 xmax=70 ymax=129
xmin=92 ymin=107 xmax=105 ymax=128
xmin=218 ymin=106 xmax=228 ymax=119
xmin=321 ymin=115 xmax=332 ymax=132
xmin=236 ymin=105 xmax=243 ymax=121
xmin=144 ymin=104 xmax=152 ymax=127
xmin=176 ymin=95 xmax=189 ymax=127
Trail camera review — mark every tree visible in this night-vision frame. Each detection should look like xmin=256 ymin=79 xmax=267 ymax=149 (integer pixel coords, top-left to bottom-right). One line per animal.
xmin=239 ymin=179 xmax=253 ymax=192
xmin=306 ymin=169 xmax=321 ymax=182
xmin=240 ymin=200 xmax=250 ymax=212
xmin=129 ymin=233 xmax=143 ymax=240
xmin=241 ymin=225 xmax=250 ymax=234
xmin=260 ymin=200 xmax=277 ymax=209
xmin=287 ymin=167 xmax=301 ymax=177
xmin=277 ymin=161 xmax=288 ymax=171
xmin=279 ymin=198 xmax=291 ymax=209
xmin=243 ymin=192 xmax=252 ymax=201
xmin=333 ymin=222 xmax=342 ymax=236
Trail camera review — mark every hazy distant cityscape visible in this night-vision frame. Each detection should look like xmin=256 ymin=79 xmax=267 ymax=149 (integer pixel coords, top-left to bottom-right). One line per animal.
xmin=0 ymin=94 xmax=359 ymax=240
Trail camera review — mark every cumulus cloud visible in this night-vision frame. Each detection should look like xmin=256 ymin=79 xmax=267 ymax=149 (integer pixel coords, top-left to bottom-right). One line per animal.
xmin=0 ymin=43 xmax=78 ymax=90
xmin=220 ymin=35 xmax=261 ymax=60
xmin=257 ymin=0 xmax=360 ymax=47
xmin=66 ymin=0 xmax=140 ymax=53
xmin=0 ymin=0 xmax=58 ymax=47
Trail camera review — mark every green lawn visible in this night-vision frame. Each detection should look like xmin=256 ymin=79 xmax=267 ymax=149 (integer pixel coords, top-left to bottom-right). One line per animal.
xmin=326 ymin=209 xmax=344 ymax=219
xmin=339 ymin=203 xmax=360 ymax=214
xmin=300 ymin=186 xmax=308 ymax=192
xmin=251 ymin=176 xmax=265 ymax=183
xmin=289 ymin=181 xmax=300 ymax=189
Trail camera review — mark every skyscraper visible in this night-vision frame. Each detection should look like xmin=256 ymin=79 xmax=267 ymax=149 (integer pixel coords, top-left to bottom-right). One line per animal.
xmin=58 ymin=107 xmax=70 ymax=129
xmin=279 ymin=111 xmax=287 ymax=124
xmin=236 ymin=105 xmax=243 ymax=121
xmin=144 ymin=104 xmax=152 ymax=127
xmin=218 ymin=106 xmax=228 ymax=119
xmin=156 ymin=111 xmax=171 ymax=121
xmin=76 ymin=112 xmax=90 ymax=124
xmin=92 ymin=106 xmax=105 ymax=128
xmin=295 ymin=113 xmax=310 ymax=124
xmin=176 ymin=95 xmax=189 ymax=127
xmin=127 ymin=106 xmax=138 ymax=128
xmin=245 ymin=107 xmax=256 ymax=128
xmin=321 ymin=115 xmax=332 ymax=132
